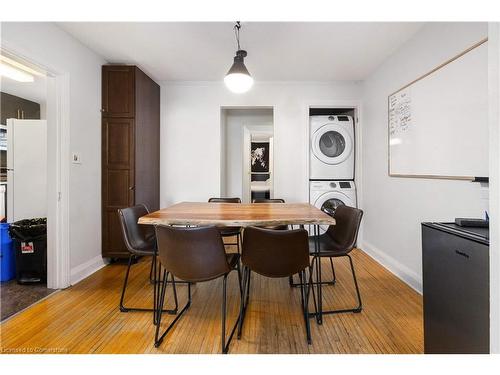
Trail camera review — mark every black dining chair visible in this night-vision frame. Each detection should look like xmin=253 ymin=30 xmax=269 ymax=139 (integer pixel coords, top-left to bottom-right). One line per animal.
xmin=238 ymin=226 xmax=312 ymax=344
xmin=117 ymin=205 xmax=178 ymax=321
xmin=308 ymin=205 xmax=364 ymax=324
xmin=208 ymin=197 xmax=243 ymax=254
xmin=154 ymin=225 xmax=242 ymax=354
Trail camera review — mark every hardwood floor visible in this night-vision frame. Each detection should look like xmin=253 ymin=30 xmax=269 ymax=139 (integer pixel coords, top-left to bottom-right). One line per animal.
xmin=0 ymin=246 xmax=423 ymax=354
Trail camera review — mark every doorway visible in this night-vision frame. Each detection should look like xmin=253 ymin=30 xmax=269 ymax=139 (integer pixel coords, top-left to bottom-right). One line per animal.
xmin=220 ymin=107 xmax=274 ymax=203
xmin=0 ymin=48 xmax=70 ymax=319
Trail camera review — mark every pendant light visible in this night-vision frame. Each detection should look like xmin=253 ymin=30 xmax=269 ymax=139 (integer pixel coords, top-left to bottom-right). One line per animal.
xmin=224 ymin=21 xmax=254 ymax=94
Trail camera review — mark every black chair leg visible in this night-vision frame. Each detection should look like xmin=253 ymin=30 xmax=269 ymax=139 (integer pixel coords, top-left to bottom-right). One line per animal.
xmin=120 ymin=254 xmax=177 ymax=315
xmin=155 ymin=275 xmax=192 ymax=348
xmin=309 ymin=254 xmax=363 ymax=318
xmin=220 ymin=273 xmax=241 ymax=354
xmin=119 ymin=255 xmax=134 ymax=312
xmin=299 ymin=270 xmax=312 ymax=344
xmin=149 ymin=255 xmax=155 ymax=284
xmin=237 ymin=267 xmax=251 ymax=339
xmin=330 ymin=257 xmax=336 ymax=283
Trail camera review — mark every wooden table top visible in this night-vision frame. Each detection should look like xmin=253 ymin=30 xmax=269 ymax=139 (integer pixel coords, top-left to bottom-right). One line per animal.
xmin=138 ymin=202 xmax=336 ymax=227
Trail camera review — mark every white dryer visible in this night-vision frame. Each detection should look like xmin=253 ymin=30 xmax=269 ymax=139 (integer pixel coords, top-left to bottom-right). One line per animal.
xmin=310 ymin=115 xmax=355 ymax=180
xmin=310 ymin=180 xmax=357 ymax=234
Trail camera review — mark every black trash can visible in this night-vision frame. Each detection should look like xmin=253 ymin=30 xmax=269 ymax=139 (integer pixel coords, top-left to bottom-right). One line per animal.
xmin=9 ymin=218 xmax=47 ymax=284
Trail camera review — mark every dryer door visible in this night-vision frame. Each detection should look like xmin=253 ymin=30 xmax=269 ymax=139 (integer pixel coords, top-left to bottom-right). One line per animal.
xmin=312 ymin=124 xmax=353 ymax=165
xmin=314 ymin=191 xmax=354 ymax=234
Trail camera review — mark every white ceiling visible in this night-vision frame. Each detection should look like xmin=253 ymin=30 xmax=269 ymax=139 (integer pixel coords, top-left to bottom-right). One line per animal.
xmin=58 ymin=22 xmax=424 ymax=82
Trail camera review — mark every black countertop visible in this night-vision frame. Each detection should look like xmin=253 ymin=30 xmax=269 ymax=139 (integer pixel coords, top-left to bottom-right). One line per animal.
xmin=422 ymin=222 xmax=489 ymax=246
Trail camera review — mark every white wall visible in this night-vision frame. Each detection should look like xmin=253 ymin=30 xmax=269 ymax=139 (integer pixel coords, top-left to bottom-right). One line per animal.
xmin=488 ymin=22 xmax=500 ymax=354
xmin=361 ymin=22 xmax=489 ymax=292
xmin=160 ymin=81 xmax=362 ymax=207
xmin=1 ymin=22 xmax=106 ymax=283
xmin=223 ymin=108 xmax=273 ymax=198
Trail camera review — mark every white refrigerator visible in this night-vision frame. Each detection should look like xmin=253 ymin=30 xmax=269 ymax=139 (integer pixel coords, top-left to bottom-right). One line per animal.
xmin=6 ymin=119 xmax=47 ymax=223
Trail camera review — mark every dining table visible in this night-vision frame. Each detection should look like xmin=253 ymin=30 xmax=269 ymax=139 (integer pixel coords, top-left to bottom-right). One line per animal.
xmin=137 ymin=201 xmax=336 ymax=228
xmin=138 ymin=201 xmax=337 ymax=324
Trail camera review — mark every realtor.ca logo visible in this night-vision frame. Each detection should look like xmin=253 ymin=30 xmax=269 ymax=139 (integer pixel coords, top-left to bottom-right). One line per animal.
xmin=21 ymin=242 xmax=34 ymax=254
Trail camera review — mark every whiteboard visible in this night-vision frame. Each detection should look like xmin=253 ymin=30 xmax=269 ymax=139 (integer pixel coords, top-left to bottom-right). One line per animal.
xmin=388 ymin=39 xmax=488 ymax=180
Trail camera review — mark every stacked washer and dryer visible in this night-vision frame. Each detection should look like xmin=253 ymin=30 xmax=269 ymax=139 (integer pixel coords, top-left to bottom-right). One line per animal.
xmin=309 ymin=115 xmax=356 ymax=232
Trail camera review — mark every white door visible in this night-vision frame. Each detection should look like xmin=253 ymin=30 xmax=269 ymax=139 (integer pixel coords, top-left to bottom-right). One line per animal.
xmin=7 ymin=119 xmax=47 ymax=222
xmin=311 ymin=124 xmax=353 ymax=165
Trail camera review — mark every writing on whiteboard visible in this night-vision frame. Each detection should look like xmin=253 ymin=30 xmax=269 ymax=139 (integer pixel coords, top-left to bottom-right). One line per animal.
xmin=389 ymin=88 xmax=412 ymax=136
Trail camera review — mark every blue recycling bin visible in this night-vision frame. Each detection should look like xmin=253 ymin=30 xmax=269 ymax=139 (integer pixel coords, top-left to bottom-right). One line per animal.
xmin=0 ymin=223 xmax=16 ymax=282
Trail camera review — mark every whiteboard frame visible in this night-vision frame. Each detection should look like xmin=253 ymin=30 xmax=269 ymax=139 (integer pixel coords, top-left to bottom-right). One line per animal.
xmin=388 ymin=38 xmax=489 ymax=181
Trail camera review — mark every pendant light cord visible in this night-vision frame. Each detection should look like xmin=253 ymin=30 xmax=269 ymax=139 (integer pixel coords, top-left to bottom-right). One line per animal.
xmin=234 ymin=21 xmax=241 ymax=51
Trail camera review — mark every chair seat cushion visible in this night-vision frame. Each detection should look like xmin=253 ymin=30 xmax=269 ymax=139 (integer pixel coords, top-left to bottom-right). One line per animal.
xmin=226 ymin=253 xmax=240 ymax=269
xmin=217 ymin=226 xmax=241 ymax=237
xmin=308 ymin=234 xmax=350 ymax=257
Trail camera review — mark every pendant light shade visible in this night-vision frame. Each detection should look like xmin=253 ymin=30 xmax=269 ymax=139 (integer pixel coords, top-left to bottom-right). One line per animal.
xmin=224 ymin=22 xmax=254 ymax=94
xmin=224 ymin=49 xmax=254 ymax=93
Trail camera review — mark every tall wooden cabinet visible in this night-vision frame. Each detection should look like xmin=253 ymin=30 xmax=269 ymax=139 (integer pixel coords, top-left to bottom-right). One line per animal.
xmin=101 ymin=65 xmax=160 ymax=258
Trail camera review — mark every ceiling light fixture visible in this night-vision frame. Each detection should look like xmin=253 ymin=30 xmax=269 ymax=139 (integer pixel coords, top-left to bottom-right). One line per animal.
xmin=0 ymin=61 xmax=35 ymax=82
xmin=224 ymin=21 xmax=254 ymax=94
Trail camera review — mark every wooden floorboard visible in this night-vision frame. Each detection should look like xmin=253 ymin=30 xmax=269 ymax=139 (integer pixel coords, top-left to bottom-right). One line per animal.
xmin=0 ymin=246 xmax=423 ymax=354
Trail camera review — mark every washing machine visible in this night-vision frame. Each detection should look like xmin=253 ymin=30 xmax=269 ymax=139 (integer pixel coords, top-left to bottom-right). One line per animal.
xmin=310 ymin=115 xmax=355 ymax=180
xmin=310 ymin=180 xmax=357 ymax=234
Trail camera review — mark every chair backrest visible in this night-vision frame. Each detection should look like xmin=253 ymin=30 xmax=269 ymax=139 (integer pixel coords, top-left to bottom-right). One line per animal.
xmin=252 ymin=198 xmax=285 ymax=203
xmin=242 ymin=226 xmax=309 ymax=278
xmin=208 ymin=197 xmax=241 ymax=203
xmin=118 ymin=204 xmax=156 ymax=254
xmin=326 ymin=205 xmax=363 ymax=251
xmin=155 ymin=226 xmax=231 ymax=282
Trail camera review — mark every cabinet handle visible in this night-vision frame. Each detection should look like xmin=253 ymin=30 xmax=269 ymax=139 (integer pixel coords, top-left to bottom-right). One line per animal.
xmin=129 ymin=186 xmax=135 ymax=191
xmin=455 ymin=250 xmax=470 ymax=259
xmin=17 ymin=109 xmax=21 ymax=119
xmin=21 ymin=110 xmax=25 ymax=119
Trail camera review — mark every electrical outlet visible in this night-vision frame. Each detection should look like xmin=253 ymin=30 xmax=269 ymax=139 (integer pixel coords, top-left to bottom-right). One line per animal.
xmin=72 ymin=153 xmax=82 ymax=164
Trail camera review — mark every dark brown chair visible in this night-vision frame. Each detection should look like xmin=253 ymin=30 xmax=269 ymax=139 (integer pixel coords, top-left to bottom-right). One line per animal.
xmin=238 ymin=226 xmax=312 ymax=344
xmin=208 ymin=197 xmax=242 ymax=253
xmin=154 ymin=225 xmax=242 ymax=354
xmin=117 ymin=205 xmax=177 ymax=320
xmin=309 ymin=205 xmax=364 ymax=324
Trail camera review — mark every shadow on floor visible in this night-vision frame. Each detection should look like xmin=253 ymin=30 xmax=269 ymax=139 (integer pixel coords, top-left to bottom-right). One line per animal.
xmin=0 ymin=280 xmax=56 ymax=321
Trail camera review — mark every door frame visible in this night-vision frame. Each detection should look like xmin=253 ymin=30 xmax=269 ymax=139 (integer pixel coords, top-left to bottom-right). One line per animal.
xmin=0 ymin=45 xmax=71 ymax=289
xmin=242 ymin=125 xmax=274 ymax=203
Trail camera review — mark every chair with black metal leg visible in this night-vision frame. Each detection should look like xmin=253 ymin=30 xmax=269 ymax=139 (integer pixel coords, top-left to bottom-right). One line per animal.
xmin=238 ymin=226 xmax=312 ymax=344
xmin=154 ymin=225 xmax=242 ymax=354
xmin=208 ymin=197 xmax=243 ymax=254
xmin=117 ymin=205 xmax=178 ymax=321
xmin=308 ymin=205 xmax=364 ymax=325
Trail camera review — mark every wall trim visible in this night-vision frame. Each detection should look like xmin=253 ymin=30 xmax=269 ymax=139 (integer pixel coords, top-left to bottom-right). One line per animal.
xmin=361 ymin=240 xmax=422 ymax=294
xmin=70 ymin=255 xmax=106 ymax=286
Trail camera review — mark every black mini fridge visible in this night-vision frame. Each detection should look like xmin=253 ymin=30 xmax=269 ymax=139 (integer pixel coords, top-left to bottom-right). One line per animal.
xmin=421 ymin=222 xmax=489 ymax=354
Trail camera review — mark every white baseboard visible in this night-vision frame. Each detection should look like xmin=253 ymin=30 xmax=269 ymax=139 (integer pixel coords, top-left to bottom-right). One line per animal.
xmin=360 ymin=240 xmax=422 ymax=294
xmin=70 ymin=255 xmax=106 ymax=285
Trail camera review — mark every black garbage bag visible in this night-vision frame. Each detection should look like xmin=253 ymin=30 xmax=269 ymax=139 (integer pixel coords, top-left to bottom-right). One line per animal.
xmin=9 ymin=218 xmax=47 ymax=241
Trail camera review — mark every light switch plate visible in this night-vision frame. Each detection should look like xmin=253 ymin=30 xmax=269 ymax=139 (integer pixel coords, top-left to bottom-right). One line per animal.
xmin=72 ymin=153 xmax=82 ymax=164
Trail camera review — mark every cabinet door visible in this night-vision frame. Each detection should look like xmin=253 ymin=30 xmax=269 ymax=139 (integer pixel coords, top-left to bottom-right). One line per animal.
xmin=102 ymin=66 xmax=135 ymax=118
xmin=102 ymin=118 xmax=135 ymax=257
xmin=19 ymin=99 xmax=41 ymax=120
xmin=422 ymin=226 xmax=489 ymax=353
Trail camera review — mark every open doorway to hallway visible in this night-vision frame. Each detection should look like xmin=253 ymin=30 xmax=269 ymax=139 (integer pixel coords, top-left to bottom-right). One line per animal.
xmin=0 ymin=51 xmax=56 ymax=321
xmin=220 ymin=107 xmax=274 ymax=203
